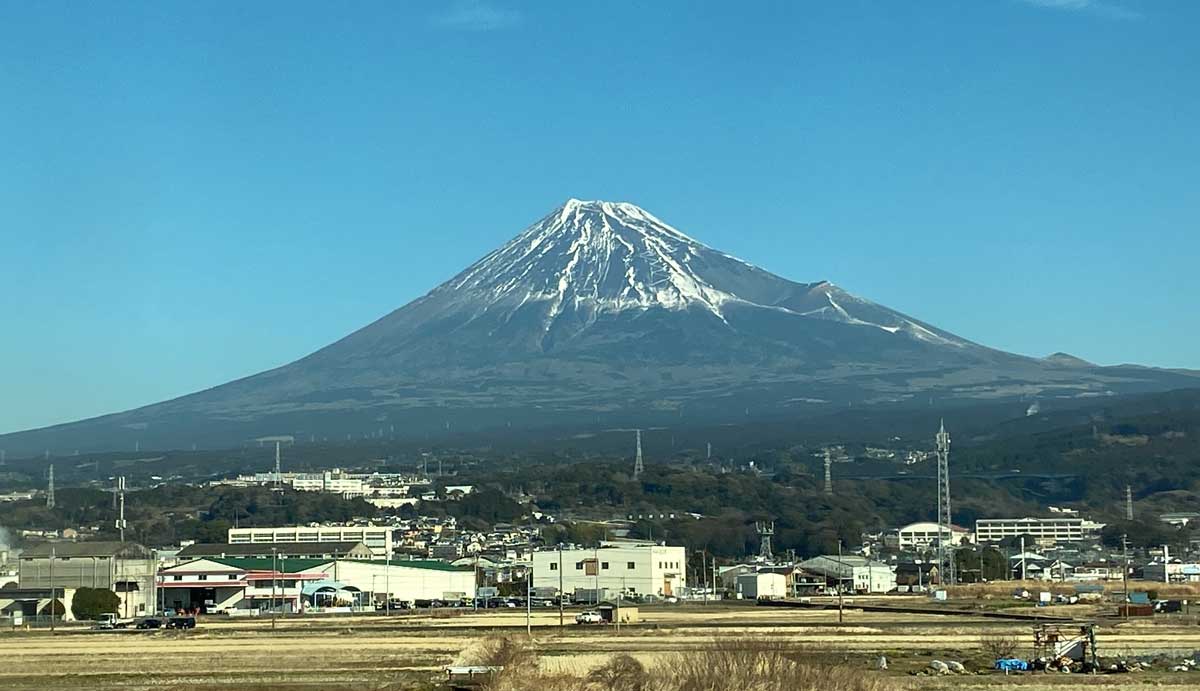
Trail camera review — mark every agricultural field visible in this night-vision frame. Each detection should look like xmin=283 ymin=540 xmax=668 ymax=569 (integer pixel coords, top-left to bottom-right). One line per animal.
xmin=3 ymin=603 xmax=1200 ymax=690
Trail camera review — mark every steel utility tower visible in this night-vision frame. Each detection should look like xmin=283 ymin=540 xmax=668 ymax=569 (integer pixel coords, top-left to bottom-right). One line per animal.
xmin=823 ymin=449 xmax=834 ymax=496
xmin=115 ymin=476 xmax=127 ymax=542
xmin=1125 ymin=485 xmax=1134 ymax=521
xmin=756 ymin=521 xmax=775 ymax=560
xmin=274 ymin=441 xmax=282 ymax=485
xmin=935 ymin=420 xmax=955 ymax=586
xmin=633 ymin=429 xmax=644 ymax=480
xmin=46 ymin=465 xmax=55 ymax=509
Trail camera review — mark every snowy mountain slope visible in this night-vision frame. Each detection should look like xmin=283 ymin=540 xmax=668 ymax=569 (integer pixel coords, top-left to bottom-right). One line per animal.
xmin=3 ymin=199 xmax=1198 ymax=454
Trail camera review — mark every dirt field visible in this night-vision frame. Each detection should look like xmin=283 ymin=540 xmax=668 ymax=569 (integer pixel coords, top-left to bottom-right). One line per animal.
xmin=4 ymin=604 xmax=1200 ymax=690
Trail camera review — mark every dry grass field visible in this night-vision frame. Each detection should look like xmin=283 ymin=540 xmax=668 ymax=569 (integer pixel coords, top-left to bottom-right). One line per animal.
xmin=3 ymin=602 xmax=1200 ymax=690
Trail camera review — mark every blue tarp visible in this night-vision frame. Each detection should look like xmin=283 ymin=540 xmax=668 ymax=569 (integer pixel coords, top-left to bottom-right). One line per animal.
xmin=995 ymin=658 xmax=1029 ymax=672
xmin=1129 ymin=592 xmax=1151 ymax=604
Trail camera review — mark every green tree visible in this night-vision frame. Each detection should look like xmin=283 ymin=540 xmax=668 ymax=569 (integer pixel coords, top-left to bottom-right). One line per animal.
xmin=71 ymin=587 xmax=121 ymax=620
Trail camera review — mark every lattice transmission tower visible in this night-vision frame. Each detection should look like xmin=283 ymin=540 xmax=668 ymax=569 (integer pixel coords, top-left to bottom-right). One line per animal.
xmin=633 ymin=429 xmax=644 ymax=480
xmin=936 ymin=420 xmax=956 ymax=586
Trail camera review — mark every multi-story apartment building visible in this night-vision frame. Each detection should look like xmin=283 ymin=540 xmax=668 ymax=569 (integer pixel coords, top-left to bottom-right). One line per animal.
xmin=974 ymin=517 xmax=1104 ymax=545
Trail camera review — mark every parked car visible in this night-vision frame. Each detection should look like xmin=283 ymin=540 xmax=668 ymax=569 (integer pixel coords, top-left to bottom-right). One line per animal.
xmin=136 ymin=618 xmax=163 ymax=629
xmin=167 ymin=616 xmax=196 ymax=629
xmin=575 ymin=610 xmax=603 ymax=625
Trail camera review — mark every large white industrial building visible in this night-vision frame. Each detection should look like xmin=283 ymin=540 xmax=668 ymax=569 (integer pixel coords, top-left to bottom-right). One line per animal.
xmin=531 ymin=540 xmax=686 ymax=599
xmin=228 ymin=526 xmax=394 ymax=558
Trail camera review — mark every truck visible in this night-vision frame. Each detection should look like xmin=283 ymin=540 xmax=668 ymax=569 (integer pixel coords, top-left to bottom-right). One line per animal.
xmin=93 ymin=613 xmax=134 ymax=630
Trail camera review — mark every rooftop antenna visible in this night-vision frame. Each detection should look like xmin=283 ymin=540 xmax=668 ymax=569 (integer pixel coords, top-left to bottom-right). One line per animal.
xmin=756 ymin=521 xmax=774 ymax=560
xmin=935 ymin=420 xmax=956 ymax=586
xmin=823 ymin=448 xmax=834 ymax=496
xmin=1125 ymin=485 xmax=1134 ymax=521
xmin=633 ymin=429 xmax=645 ymax=480
xmin=46 ymin=464 xmax=55 ymax=509
xmin=115 ymin=476 xmax=127 ymax=542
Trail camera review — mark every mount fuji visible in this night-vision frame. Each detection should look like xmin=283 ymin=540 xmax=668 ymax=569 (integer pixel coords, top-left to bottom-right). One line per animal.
xmin=5 ymin=199 xmax=1198 ymax=453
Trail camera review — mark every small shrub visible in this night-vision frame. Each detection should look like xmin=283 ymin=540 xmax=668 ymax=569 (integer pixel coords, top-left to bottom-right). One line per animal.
xmin=979 ymin=633 xmax=1019 ymax=660
xmin=586 ymin=654 xmax=647 ymax=691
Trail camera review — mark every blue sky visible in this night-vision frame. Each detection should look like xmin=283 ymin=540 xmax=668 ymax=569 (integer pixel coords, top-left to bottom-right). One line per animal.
xmin=1 ymin=0 xmax=1197 ymax=434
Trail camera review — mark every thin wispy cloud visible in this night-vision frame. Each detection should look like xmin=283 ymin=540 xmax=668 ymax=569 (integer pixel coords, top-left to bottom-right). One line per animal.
xmin=1016 ymin=0 xmax=1142 ymax=20
xmin=430 ymin=0 xmax=522 ymax=31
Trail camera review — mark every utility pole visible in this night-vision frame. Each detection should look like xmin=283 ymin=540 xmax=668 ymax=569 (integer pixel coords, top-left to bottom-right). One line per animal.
xmin=49 ymin=545 xmax=55 ymax=632
xmin=837 ymin=540 xmax=844 ymax=624
xmin=115 ymin=476 xmax=127 ymax=543
xmin=1020 ymin=537 xmax=1027 ymax=581
xmin=525 ymin=564 xmax=532 ymax=636
xmin=271 ymin=547 xmax=278 ymax=630
xmin=385 ymin=548 xmax=391 ymax=617
xmin=558 ymin=544 xmax=564 ymax=630
xmin=1122 ymin=534 xmax=1130 ymax=621
xmin=702 ymin=550 xmax=709 ymax=605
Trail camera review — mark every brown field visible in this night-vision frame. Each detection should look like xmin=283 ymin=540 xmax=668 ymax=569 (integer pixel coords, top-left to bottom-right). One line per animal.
xmin=4 ymin=601 xmax=1200 ymax=690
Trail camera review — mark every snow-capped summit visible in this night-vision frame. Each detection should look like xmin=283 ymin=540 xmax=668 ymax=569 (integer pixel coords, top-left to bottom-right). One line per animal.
xmin=420 ymin=199 xmax=970 ymax=349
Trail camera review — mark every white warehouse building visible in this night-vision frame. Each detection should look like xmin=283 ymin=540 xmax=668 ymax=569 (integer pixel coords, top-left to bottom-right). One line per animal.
xmin=228 ymin=526 xmax=394 ymax=558
xmin=894 ymin=522 xmax=974 ymax=550
xmin=531 ymin=541 xmax=686 ymax=599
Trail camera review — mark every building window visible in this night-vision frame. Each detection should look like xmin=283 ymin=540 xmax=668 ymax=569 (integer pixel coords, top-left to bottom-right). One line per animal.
xmin=576 ymin=562 xmax=584 ymax=570
xmin=627 ymin=562 xmax=636 ymax=570
xmin=549 ymin=563 xmax=557 ymax=571
xmin=172 ymin=575 xmax=183 ymax=581
xmin=602 ymin=562 xmax=609 ymax=570
xmin=198 ymin=575 xmax=208 ymax=581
